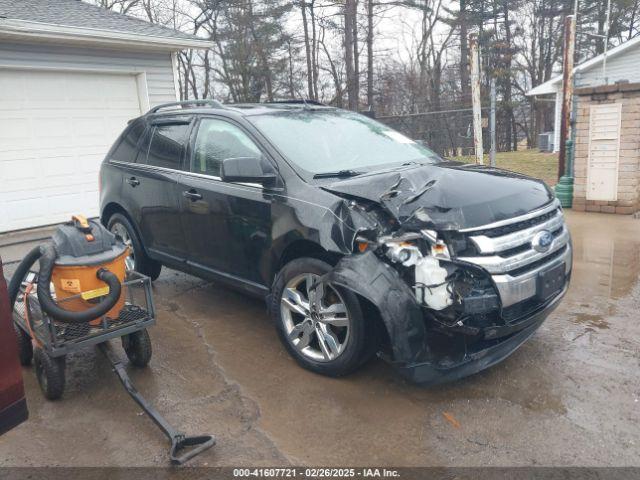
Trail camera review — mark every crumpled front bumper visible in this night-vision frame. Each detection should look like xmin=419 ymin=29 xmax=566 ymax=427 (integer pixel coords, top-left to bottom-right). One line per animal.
xmin=325 ymin=250 xmax=571 ymax=386
xmin=394 ymin=281 xmax=569 ymax=385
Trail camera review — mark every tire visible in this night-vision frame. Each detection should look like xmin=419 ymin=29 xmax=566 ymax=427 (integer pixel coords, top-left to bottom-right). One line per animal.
xmin=271 ymin=258 xmax=368 ymax=377
xmin=122 ymin=329 xmax=152 ymax=368
xmin=14 ymin=323 xmax=33 ymax=366
xmin=34 ymin=348 xmax=65 ymax=401
xmin=107 ymin=213 xmax=162 ymax=281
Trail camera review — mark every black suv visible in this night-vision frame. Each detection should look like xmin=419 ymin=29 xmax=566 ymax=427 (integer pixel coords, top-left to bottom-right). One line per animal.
xmin=100 ymin=100 xmax=572 ymax=384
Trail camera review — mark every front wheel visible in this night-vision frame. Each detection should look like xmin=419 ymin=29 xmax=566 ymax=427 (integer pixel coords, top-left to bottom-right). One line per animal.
xmin=271 ymin=258 xmax=368 ymax=377
xmin=34 ymin=348 xmax=65 ymax=401
xmin=122 ymin=329 xmax=152 ymax=368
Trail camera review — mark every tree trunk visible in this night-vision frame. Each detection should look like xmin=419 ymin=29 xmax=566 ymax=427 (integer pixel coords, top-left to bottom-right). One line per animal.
xmin=287 ymin=39 xmax=296 ymax=97
xmin=366 ymin=0 xmax=374 ymax=108
xmin=310 ymin=1 xmax=319 ymax=100
xmin=353 ymin=0 xmax=360 ymax=110
xmin=345 ymin=0 xmax=358 ymax=110
xmin=503 ymin=2 xmax=515 ymax=151
xmin=459 ymin=0 xmax=470 ymax=104
xmin=301 ymin=1 xmax=315 ymax=99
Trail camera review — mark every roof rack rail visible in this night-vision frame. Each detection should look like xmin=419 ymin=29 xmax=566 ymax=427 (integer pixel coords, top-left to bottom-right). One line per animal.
xmin=148 ymin=99 xmax=224 ymax=114
xmin=267 ymin=99 xmax=326 ymax=107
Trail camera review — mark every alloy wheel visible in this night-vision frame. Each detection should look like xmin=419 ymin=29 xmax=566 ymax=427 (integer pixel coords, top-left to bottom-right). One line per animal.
xmin=280 ymin=273 xmax=350 ymax=362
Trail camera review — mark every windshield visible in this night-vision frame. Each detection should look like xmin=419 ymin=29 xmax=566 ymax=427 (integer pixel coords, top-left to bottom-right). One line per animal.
xmin=248 ymin=109 xmax=440 ymax=175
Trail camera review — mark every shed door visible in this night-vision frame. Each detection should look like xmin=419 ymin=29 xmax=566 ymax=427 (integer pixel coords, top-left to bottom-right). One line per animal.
xmin=0 ymin=69 xmax=143 ymax=233
xmin=586 ymin=103 xmax=622 ymax=201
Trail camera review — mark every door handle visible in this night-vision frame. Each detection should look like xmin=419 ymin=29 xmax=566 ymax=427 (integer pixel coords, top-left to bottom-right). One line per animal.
xmin=126 ymin=177 xmax=140 ymax=187
xmin=183 ymin=189 xmax=203 ymax=201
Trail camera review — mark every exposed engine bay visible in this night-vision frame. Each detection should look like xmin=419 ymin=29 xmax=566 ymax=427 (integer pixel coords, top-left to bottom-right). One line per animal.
xmin=316 ymin=166 xmax=571 ymax=383
xmin=354 ymin=229 xmax=501 ymax=336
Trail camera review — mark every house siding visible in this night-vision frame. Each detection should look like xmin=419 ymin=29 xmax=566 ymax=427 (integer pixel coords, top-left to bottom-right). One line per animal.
xmin=577 ymin=44 xmax=640 ymax=87
xmin=0 ymin=41 xmax=177 ymax=107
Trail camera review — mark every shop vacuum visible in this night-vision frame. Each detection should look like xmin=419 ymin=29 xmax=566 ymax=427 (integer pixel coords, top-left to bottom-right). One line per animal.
xmin=9 ymin=215 xmax=215 ymax=465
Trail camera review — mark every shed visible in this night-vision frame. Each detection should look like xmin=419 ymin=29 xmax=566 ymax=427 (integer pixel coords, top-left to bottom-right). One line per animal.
xmin=527 ymin=36 xmax=640 ymax=153
xmin=572 ymin=82 xmax=640 ymax=214
xmin=0 ymin=0 xmax=210 ymax=233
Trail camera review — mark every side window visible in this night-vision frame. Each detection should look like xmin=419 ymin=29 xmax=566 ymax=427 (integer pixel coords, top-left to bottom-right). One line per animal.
xmin=146 ymin=123 xmax=190 ymax=170
xmin=192 ymin=118 xmax=262 ymax=178
xmin=135 ymin=127 xmax=152 ymax=164
xmin=111 ymin=121 xmax=145 ymax=163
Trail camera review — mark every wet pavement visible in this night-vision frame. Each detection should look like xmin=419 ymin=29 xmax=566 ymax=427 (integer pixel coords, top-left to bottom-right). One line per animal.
xmin=0 ymin=210 xmax=639 ymax=467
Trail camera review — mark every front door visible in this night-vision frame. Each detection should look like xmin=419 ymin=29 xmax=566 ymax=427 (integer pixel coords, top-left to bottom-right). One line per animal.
xmin=179 ymin=117 xmax=272 ymax=285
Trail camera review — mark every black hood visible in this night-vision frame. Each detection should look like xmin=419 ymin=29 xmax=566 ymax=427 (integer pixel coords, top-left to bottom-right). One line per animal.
xmin=321 ymin=162 xmax=554 ymax=231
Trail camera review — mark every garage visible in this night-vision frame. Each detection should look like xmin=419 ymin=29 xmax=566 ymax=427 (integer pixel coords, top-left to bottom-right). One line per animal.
xmin=0 ymin=0 xmax=211 ymax=233
xmin=0 ymin=69 xmax=143 ymax=232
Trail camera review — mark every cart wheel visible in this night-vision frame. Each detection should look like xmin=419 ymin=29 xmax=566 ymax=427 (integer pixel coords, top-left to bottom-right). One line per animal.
xmin=122 ymin=329 xmax=152 ymax=368
xmin=34 ymin=348 xmax=65 ymax=401
xmin=14 ymin=323 xmax=33 ymax=366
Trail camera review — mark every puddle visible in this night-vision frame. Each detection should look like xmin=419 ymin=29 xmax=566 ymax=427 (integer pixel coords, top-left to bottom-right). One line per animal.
xmin=570 ymin=313 xmax=610 ymax=330
xmin=565 ymin=211 xmax=640 ymax=300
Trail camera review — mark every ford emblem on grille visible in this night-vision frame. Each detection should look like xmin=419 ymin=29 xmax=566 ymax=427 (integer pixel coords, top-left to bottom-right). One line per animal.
xmin=532 ymin=230 xmax=554 ymax=253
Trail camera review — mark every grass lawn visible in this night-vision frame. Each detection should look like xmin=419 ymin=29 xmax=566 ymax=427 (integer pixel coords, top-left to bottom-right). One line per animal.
xmin=449 ymin=149 xmax=560 ymax=187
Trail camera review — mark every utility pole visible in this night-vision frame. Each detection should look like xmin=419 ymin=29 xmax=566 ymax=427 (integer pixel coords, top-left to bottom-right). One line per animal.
xmin=490 ymin=77 xmax=497 ymax=167
xmin=470 ymin=34 xmax=484 ymax=165
xmin=555 ymin=14 xmax=577 ymax=207
xmin=557 ymin=15 xmax=576 ymax=180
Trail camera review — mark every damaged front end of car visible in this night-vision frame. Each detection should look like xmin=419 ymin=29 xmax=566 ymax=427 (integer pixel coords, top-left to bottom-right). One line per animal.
xmin=317 ymin=165 xmax=572 ymax=385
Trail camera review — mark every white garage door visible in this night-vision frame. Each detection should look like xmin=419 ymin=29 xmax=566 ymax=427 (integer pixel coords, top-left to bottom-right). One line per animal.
xmin=0 ymin=69 xmax=143 ymax=233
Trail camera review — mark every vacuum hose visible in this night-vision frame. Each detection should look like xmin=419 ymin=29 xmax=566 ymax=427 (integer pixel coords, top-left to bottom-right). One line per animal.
xmin=8 ymin=245 xmax=42 ymax=310
xmin=8 ymin=243 xmax=122 ymax=324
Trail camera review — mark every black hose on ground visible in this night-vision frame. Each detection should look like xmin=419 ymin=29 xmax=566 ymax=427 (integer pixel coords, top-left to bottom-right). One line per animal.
xmin=36 ymin=243 xmax=122 ymax=324
xmin=8 ymin=245 xmax=42 ymax=311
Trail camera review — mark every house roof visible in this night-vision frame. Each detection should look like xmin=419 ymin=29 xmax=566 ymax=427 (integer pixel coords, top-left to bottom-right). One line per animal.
xmin=0 ymin=0 xmax=211 ymax=50
xmin=527 ymin=35 xmax=640 ymax=96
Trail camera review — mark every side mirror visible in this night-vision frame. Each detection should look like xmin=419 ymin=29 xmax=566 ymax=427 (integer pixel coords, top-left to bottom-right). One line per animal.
xmin=220 ymin=156 xmax=278 ymax=186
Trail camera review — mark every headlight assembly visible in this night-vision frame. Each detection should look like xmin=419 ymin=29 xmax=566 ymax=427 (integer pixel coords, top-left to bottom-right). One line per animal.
xmin=384 ymin=242 xmax=423 ymax=266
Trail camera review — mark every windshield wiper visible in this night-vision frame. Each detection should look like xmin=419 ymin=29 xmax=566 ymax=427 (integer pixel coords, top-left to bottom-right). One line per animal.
xmin=313 ymin=169 xmax=364 ymax=179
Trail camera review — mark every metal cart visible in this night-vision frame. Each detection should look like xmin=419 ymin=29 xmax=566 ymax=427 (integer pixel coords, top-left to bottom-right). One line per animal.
xmin=13 ymin=270 xmax=155 ymax=396
xmin=12 ymin=270 xmax=214 ymax=465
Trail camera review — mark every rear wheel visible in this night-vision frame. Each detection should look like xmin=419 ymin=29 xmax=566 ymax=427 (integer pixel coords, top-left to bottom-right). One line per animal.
xmin=34 ymin=348 xmax=65 ymax=401
xmin=272 ymin=258 xmax=369 ymax=377
xmin=107 ymin=213 xmax=161 ymax=280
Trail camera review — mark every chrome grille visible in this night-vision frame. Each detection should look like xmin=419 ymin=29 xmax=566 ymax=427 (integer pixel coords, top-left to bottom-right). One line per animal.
xmin=457 ymin=200 xmax=572 ymax=307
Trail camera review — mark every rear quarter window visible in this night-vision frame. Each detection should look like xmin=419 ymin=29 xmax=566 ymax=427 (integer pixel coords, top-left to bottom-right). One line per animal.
xmin=111 ymin=120 xmax=146 ymax=163
xmin=146 ymin=123 xmax=190 ymax=170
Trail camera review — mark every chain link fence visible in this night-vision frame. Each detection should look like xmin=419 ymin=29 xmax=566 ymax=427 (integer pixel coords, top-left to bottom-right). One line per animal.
xmin=376 ymin=108 xmax=481 ymax=158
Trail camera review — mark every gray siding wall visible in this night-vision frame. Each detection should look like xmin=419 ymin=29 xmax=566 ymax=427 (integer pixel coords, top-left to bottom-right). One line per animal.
xmin=578 ymin=44 xmax=640 ymax=87
xmin=0 ymin=41 xmax=176 ymax=106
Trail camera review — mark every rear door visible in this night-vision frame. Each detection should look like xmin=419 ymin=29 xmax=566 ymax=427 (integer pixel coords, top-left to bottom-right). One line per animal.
xmin=120 ymin=118 xmax=192 ymax=264
xmin=178 ymin=117 xmax=273 ymax=285
xmin=0 ymin=258 xmax=28 ymax=436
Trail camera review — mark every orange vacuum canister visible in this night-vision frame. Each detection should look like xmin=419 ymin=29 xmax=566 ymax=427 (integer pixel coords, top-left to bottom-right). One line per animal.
xmin=49 ymin=215 xmax=128 ymax=325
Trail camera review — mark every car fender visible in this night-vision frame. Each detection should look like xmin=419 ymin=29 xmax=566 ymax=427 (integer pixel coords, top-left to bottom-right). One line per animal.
xmin=323 ymin=251 xmax=429 ymax=364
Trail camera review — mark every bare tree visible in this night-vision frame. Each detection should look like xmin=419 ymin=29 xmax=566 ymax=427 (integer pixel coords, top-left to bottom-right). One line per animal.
xmin=344 ymin=0 xmax=358 ymax=110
